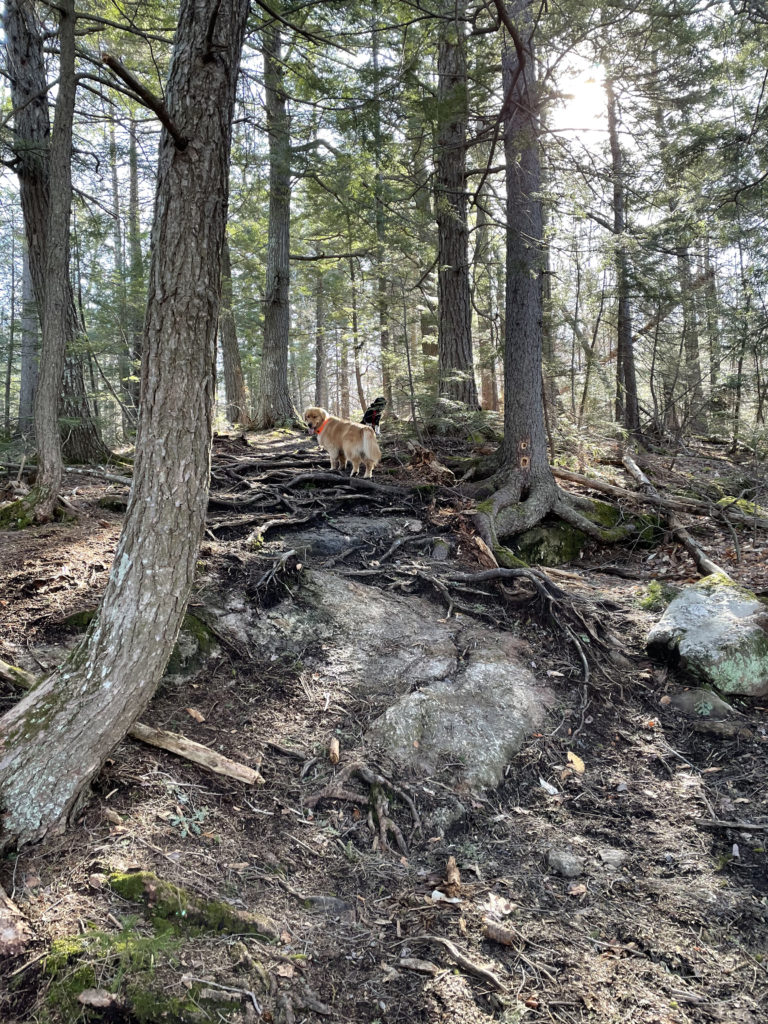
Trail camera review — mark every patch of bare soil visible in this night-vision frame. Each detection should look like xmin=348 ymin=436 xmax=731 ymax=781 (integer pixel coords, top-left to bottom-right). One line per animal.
xmin=1 ymin=432 xmax=766 ymax=1024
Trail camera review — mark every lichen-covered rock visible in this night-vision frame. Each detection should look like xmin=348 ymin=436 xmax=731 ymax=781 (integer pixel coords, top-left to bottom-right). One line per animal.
xmin=647 ymin=575 xmax=768 ymax=696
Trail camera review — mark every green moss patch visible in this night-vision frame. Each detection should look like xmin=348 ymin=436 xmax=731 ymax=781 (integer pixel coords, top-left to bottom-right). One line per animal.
xmin=108 ymin=871 xmax=279 ymax=941
xmin=509 ymin=499 xmax=663 ymax=567
xmin=43 ymin=923 xmax=196 ymax=1023
xmin=638 ymin=579 xmax=680 ymax=612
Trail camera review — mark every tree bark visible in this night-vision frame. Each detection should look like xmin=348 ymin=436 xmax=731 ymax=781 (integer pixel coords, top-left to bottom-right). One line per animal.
xmin=473 ymin=3 xmax=633 ymax=553
xmin=254 ymin=21 xmax=296 ymax=429
xmin=314 ymin=270 xmax=327 ymax=407
xmin=371 ymin=9 xmax=393 ymax=410
xmin=18 ymin=249 xmax=38 ymax=437
xmin=4 ymin=0 xmax=109 ymax=515
xmin=0 ymin=0 xmax=250 ymax=847
xmin=606 ymin=77 xmax=640 ymax=436
xmin=219 ymin=236 xmax=251 ymax=426
xmin=32 ymin=0 xmax=77 ymax=514
xmin=435 ymin=0 xmax=478 ymax=408
xmin=127 ymin=118 xmax=144 ymax=418
xmin=4 ymin=226 xmax=17 ymax=437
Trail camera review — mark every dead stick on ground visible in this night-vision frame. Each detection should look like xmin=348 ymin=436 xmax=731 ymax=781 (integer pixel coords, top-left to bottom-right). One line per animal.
xmin=0 ymin=661 xmax=263 ymax=785
xmin=621 ymin=452 xmax=732 ymax=579
xmin=419 ymin=934 xmax=507 ymax=991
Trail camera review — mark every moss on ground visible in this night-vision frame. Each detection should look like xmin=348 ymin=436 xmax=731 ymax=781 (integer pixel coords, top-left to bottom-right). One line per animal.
xmin=40 ymin=890 xmax=276 ymax=1023
xmin=42 ymin=924 xmax=198 ymax=1023
xmin=108 ymin=871 xmax=278 ymax=941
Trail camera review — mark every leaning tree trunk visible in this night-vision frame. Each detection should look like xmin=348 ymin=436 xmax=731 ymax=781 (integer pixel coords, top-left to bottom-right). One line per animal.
xmin=0 ymin=0 xmax=250 ymax=848
xmin=254 ymin=22 xmax=296 ymax=429
xmin=435 ymin=0 xmax=478 ymax=409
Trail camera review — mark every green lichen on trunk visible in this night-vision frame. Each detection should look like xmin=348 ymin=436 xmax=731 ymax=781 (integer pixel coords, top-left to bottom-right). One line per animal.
xmin=108 ymin=871 xmax=278 ymax=941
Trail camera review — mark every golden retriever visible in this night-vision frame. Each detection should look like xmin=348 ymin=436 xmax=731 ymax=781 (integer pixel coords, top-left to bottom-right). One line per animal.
xmin=304 ymin=406 xmax=382 ymax=478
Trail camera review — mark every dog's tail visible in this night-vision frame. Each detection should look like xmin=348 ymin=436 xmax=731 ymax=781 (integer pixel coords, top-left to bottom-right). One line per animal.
xmin=362 ymin=425 xmax=381 ymax=462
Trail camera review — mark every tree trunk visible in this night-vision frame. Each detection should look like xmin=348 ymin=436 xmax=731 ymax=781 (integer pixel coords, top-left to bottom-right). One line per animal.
xmin=5 ymin=0 xmax=109 ymax=513
xmin=348 ymin=255 xmax=367 ymax=413
xmin=0 ymin=0 xmax=250 ymax=847
xmin=473 ymin=4 xmax=632 ymax=553
xmin=340 ymin=328 xmax=350 ymax=419
xmin=109 ymin=119 xmax=136 ymax=438
xmin=314 ymin=270 xmax=327 ymax=407
xmin=219 ymin=236 xmax=251 ymax=426
xmin=371 ymin=10 xmax=393 ymax=410
xmin=254 ymin=21 xmax=295 ymax=429
xmin=127 ymin=118 xmax=144 ymax=418
xmin=606 ymin=77 xmax=640 ymax=436
xmin=32 ymin=0 xmax=77 ymax=515
xmin=676 ymin=243 xmax=707 ymax=432
xmin=4 ymin=227 xmax=17 ymax=437
xmin=435 ymin=0 xmax=478 ymax=408
xmin=18 ymin=249 xmax=38 ymax=437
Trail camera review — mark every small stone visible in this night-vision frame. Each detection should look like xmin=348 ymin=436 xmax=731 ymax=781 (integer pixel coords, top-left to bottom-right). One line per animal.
xmin=88 ymin=873 xmax=107 ymax=890
xmin=598 ymin=848 xmax=627 ymax=869
xmin=547 ymin=848 xmax=586 ymax=878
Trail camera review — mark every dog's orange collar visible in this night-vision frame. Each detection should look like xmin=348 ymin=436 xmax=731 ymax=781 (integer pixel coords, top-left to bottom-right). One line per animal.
xmin=316 ymin=418 xmax=330 ymax=435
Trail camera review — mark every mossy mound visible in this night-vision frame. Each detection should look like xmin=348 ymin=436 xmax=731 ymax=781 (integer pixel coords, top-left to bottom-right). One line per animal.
xmin=510 ymin=500 xmax=662 ymax=567
xmin=108 ymin=871 xmax=279 ymax=940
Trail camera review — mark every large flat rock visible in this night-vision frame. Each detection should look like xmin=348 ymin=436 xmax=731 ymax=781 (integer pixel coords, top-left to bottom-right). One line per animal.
xmin=225 ymin=569 xmax=553 ymax=791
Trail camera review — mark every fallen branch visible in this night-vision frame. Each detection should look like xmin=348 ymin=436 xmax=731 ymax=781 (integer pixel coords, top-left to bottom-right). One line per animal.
xmin=553 ymin=465 xmax=768 ymax=529
xmin=0 ymin=661 xmax=263 ymax=785
xmin=128 ymin=723 xmax=265 ymax=785
xmin=622 ymin=452 xmax=731 ymax=579
xmin=694 ymin=818 xmax=767 ymax=831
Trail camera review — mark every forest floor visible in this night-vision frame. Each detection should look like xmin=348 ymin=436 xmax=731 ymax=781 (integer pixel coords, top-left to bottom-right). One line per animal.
xmin=1 ymin=427 xmax=767 ymax=1024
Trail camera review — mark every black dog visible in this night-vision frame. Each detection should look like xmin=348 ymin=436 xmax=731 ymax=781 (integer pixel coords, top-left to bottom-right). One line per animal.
xmin=361 ymin=396 xmax=386 ymax=434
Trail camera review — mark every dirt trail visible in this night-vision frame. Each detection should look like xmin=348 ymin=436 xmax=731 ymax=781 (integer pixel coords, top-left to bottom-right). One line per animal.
xmin=1 ymin=431 xmax=766 ymax=1023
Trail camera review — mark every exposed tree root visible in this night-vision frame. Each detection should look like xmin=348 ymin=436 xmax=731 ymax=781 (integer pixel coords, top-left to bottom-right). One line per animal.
xmin=471 ymin=469 xmax=635 ymax=558
xmin=304 ymin=762 xmax=421 ymax=855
